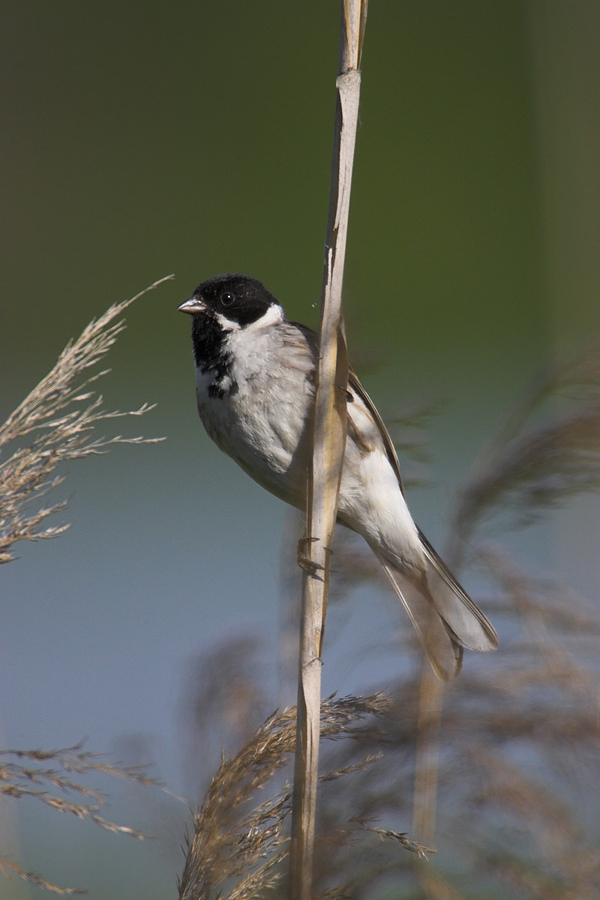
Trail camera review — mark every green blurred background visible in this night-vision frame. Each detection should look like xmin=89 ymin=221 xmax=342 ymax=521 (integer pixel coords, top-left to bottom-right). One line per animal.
xmin=1 ymin=1 xmax=599 ymax=897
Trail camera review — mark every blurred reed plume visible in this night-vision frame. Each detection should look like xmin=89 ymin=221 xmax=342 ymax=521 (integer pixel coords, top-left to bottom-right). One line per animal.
xmin=179 ymin=636 xmax=272 ymax=803
xmin=0 ymin=277 xmax=170 ymax=894
xmin=0 ymin=276 xmax=170 ymax=564
xmin=178 ymin=342 xmax=600 ymax=899
xmin=0 ymin=743 xmax=156 ymax=894
xmin=450 ymin=344 xmax=600 ymax=553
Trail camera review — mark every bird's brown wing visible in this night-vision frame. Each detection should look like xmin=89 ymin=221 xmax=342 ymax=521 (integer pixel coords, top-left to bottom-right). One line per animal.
xmin=346 ymin=368 xmax=405 ymax=494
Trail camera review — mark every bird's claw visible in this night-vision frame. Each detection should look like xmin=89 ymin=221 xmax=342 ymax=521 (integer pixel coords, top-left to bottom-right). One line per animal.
xmin=297 ymin=536 xmax=325 ymax=578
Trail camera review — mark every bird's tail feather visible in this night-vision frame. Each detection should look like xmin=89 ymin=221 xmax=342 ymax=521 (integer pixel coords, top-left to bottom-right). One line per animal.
xmin=377 ymin=554 xmax=463 ymax=681
xmin=376 ymin=535 xmax=498 ymax=682
xmin=417 ymin=529 xmax=498 ymax=653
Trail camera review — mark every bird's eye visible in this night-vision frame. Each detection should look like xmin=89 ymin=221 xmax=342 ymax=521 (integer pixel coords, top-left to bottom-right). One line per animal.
xmin=221 ymin=291 xmax=235 ymax=306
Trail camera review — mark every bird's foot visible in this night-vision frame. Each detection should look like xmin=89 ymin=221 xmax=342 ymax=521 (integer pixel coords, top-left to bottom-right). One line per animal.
xmin=297 ymin=536 xmax=325 ymax=578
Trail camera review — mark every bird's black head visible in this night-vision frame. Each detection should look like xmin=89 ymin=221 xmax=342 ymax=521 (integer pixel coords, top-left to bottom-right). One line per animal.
xmin=178 ymin=274 xmax=284 ymax=388
xmin=179 ymin=274 xmax=281 ymax=328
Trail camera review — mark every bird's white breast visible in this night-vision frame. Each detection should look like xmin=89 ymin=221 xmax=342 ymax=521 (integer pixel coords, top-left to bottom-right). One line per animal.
xmin=195 ymin=313 xmax=314 ymax=504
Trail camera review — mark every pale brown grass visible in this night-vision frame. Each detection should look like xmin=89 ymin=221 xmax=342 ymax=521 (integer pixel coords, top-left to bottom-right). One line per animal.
xmin=0 ymin=276 xmax=171 ymax=564
xmin=0 ymin=276 xmax=171 ymax=894
xmin=0 ymin=742 xmax=158 ymax=895
xmin=178 ymin=694 xmax=433 ymax=900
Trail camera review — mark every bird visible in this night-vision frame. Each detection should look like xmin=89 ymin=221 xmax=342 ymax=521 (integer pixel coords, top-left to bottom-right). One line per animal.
xmin=178 ymin=273 xmax=498 ymax=680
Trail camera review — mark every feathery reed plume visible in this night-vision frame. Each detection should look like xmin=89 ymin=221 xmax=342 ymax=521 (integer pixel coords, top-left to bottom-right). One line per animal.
xmin=0 ymin=276 xmax=171 ymax=894
xmin=450 ymin=343 xmax=600 ymax=554
xmin=410 ymin=340 xmax=600 ymax=856
xmin=180 ymin=636 xmax=271 ymax=801
xmin=0 ymin=275 xmax=171 ymax=564
xmin=399 ymin=345 xmax=600 ymax=895
xmin=0 ymin=858 xmax=82 ymax=896
xmin=0 ymin=743 xmax=158 ymax=894
xmin=178 ymin=693 xmax=431 ymax=900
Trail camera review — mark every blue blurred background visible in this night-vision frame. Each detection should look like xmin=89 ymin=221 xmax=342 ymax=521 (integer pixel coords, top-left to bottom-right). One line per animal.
xmin=1 ymin=1 xmax=599 ymax=897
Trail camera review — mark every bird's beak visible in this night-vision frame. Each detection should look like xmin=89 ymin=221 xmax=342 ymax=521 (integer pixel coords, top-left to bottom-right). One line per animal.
xmin=177 ymin=297 xmax=206 ymax=315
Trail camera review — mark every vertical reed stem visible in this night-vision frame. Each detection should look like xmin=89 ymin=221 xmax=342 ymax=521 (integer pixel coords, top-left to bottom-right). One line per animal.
xmin=288 ymin=3 xmax=368 ymax=898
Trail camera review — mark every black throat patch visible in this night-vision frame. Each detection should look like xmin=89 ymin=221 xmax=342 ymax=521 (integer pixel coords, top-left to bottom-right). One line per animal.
xmin=191 ymin=313 xmax=238 ymax=398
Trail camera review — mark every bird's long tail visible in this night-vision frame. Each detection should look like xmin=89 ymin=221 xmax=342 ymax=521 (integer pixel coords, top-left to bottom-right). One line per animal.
xmin=376 ymin=530 xmax=498 ymax=681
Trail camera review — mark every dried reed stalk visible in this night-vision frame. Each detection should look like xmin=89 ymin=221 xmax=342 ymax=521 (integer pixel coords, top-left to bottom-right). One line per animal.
xmin=289 ymin=3 xmax=368 ymax=898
